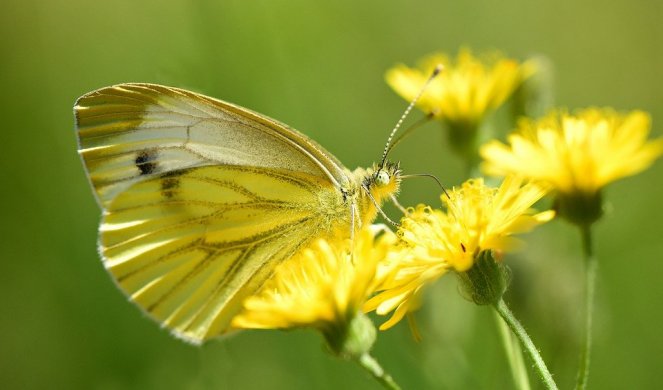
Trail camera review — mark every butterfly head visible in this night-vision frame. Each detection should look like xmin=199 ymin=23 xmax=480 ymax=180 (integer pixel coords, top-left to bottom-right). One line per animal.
xmin=364 ymin=161 xmax=402 ymax=201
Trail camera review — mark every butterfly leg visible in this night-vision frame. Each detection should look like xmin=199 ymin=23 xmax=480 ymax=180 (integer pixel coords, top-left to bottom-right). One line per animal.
xmin=390 ymin=194 xmax=409 ymax=216
xmin=350 ymin=201 xmax=358 ymax=256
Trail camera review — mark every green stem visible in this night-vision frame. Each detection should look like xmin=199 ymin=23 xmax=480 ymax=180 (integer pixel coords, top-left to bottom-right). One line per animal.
xmin=494 ymin=299 xmax=559 ymax=390
xmin=445 ymin=121 xmax=481 ymax=177
xmin=575 ymin=225 xmax=596 ymax=390
xmin=355 ymin=353 xmax=401 ymax=390
xmin=494 ymin=311 xmax=531 ymax=390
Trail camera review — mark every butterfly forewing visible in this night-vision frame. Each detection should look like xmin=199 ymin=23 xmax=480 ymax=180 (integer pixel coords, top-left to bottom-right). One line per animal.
xmin=75 ymin=83 xmax=348 ymax=207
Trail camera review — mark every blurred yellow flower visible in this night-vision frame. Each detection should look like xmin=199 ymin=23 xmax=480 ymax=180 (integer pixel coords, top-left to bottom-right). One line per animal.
xmin=365 ymin=177 xmax=554 ymax=330
xmin=232 ymin=227 xmax=395 ymax=333
xmin=481 ymin=108 xmax=663 ymax=196
xmin=386 ymin=49 xmax=535 ymax=127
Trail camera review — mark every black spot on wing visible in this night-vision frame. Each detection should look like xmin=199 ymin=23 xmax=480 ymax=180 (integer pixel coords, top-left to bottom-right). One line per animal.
xmin=160 ymin=171 xmax=180 ymax=199
xmin=135 ymin=149 xmax=158 ymax=175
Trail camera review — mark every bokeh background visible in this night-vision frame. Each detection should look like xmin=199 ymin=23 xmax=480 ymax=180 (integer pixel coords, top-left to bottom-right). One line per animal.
xmin=1 ymin=0 xmax=661 ymax=389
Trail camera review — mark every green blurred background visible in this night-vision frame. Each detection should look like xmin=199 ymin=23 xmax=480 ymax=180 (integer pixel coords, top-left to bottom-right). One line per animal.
xmin=1 ymin=0 xmax=661 ymax=388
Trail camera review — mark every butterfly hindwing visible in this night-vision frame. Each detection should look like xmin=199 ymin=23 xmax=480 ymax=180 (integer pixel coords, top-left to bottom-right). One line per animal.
xmin=101 ymin=165 xmax=345 ymax=342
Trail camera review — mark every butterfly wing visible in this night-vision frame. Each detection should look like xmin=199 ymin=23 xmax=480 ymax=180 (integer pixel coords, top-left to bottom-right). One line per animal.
xmin=102 ymin=165 xmax=340 ymax=342
xmin=75 ymin=83 xmax=349 ymax=208
xmin=75 ymin=84 xmax=353 ymax=342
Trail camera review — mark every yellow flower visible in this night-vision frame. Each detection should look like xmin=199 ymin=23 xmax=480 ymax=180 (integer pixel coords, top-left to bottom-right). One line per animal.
xmin=386 ymin=48 xmax=535 ymax=127
xmin=365 ymin=177 xmax=554 ymax=329
xmin=481 ymin=108 xmax=663 ymax=195
xmin=481 ymin=108 xmax=663 ymax=224
xmin=232 ymin=227 xmax=395 ymax=334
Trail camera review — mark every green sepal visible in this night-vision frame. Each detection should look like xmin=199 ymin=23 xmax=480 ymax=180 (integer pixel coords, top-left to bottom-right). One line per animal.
xmin=554 ymin=190 xmax=603 ymax=228
xmin=323 ymin=312 xmax=376 ymax=360
xmin=457 ymin=250 xmax=510 ymax=306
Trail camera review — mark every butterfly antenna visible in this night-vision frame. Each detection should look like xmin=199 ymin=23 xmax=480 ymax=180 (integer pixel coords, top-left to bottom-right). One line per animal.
xmin=402 ymin=174 xmax=460 ymax=226
xmin=401 ymin=173 xmax=451 ymax=200
xmin=380 ymin=64 xmax=443 ymax=167
xmin=383 ymin=112 xmax=435 ymax=158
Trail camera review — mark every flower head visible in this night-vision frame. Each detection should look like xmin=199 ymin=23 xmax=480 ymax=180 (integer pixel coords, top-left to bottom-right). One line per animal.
xmin=481 ymin=108 xmax=663 ymax=195
xmin=365 ymin=177 xmax=554 ymax=329
xmin=480 ymin=108 xmax=663 ymax=224
xmin=233 ymin=227 xmax=395 ymax=354
xmin=386 ymin=48 xmax=535 ymax=128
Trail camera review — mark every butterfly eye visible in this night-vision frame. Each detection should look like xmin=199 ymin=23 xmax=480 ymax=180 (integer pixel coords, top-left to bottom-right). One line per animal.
xmin=375 ymin=170 xmax=391 ymax=187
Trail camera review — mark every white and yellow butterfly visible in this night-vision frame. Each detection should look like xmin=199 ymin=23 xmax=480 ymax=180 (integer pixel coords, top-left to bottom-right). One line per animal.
xmin=75 ymin=83 xmax=402 ymax=344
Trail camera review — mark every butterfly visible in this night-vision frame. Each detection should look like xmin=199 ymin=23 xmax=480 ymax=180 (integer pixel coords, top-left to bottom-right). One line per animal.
xmin=74 ymin=83 xmax=402 ymax=344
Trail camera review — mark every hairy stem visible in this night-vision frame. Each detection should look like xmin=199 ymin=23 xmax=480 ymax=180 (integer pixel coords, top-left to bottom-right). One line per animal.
xmin=355 ymin=353 xmax=401 ymax=390
xmin=494 ymin=310 xmax=531 ymax=390
xmin=494 ymin=299 xmax=558 ymax=390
